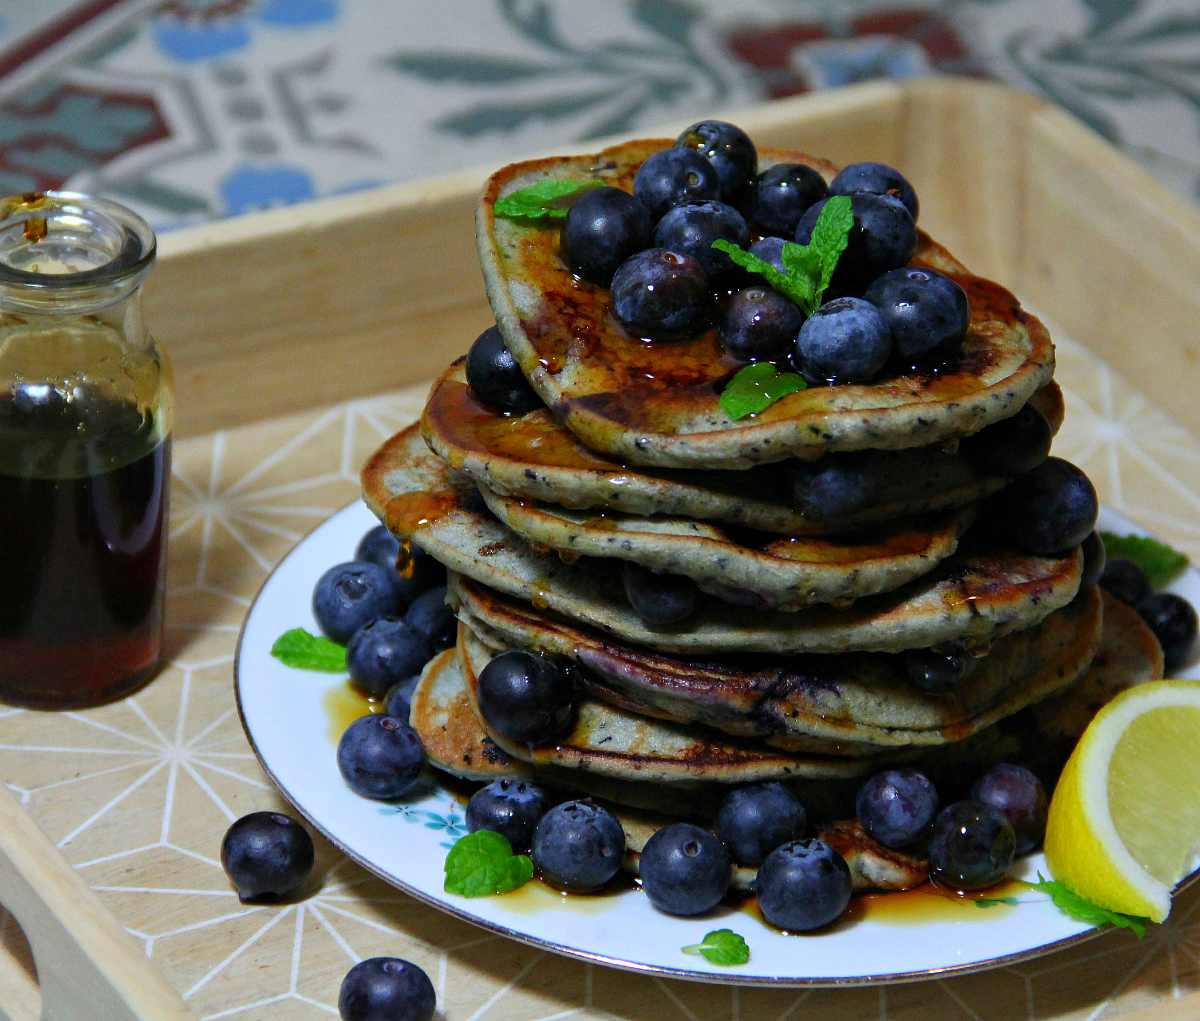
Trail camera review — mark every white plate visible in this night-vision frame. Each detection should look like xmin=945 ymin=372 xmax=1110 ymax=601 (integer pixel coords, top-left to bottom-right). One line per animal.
xmin=234 ymin=501 xmax=1200 ymax=986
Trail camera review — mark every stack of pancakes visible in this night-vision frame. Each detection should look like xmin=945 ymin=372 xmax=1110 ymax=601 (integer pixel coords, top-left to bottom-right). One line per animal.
xmin=361 ymin=140 xmax=1162 ymax=890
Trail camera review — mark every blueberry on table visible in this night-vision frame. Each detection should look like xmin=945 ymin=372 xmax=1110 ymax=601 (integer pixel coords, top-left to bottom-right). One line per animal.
xmin=465 ymin=324 xmax=542 ymax=415
xmin=560 ymin=185 xmax=653 ymax=285
xmin=384 ymin=675 xmax=421 ymax=721
xmin=476 ymin=649 xmax=575 ymax=746
xmin=754 ymin=838 xmax=852 ymax=931
xmin=928 ymin=800 xmax=1016 ymax=890
xmin=639 ymin=823 xmax=730 ymax=915
xmin=1100 ymin=556 xmax=1153 ymax=606
xmin=829 ymin=160 xmax=920 ymax=221
xmin=532 ymin=799 xmax=625 ymax=891
xmin=346 ymin=617 xmax=432 ymax=697
xmin=337 ymin=715 xmax=425 ymax=800
xmin=795 ymin=296 xmax=891 ymax=384
xmin=992 ymin=456 xmax=1098 ymax=555
xmin=633 ymin=148 xmax=721 ymax=221
xmin=959 ymin=402 xmax=1051 ymax=479
xmin=742 ymin=163 xmax=829 ymax=238
xmin=1136 ymin=592 xmax=1199 ymax=672
xmin=715 ymin=782 xmax=807 ymax=866
xmin=720 ymin=286 xmax=804 ymax=361
xmin=622 ymin=561 xmax=700 ymax=629
xmin=313 ymin=561 xmax=405 ymax=644
xmin=611 ymin=249 xmax=710 ymax=342
xmin=339 ymin=958 xmax=436 ymax=1021
xmin=674 ymin=120 xmax=757 ymax=201
xmin=654 ymin=200 xmax=750 ymax=284
xmin=971 ymin=763 xmax=1048 ymax=856
xmin=781 ymin=452 xmax=880 ymax=524
xmin=404 ymin=585 xmax=455 ymax=652
xmin=220 ymin=812 xmax=314 ymax=903
xmin=1078 ymin=530 xmax=1107 ymax=591
xmin=901 ymin=646 xmax=970 ymax=694
xmin=465 ymin=778 xmax=549 ymax=850
xmin=864 ymin=267 xmax=970 ymax=366
xmin=796 ymin=192 xmax=916 ymax=293
xmin=856 ymin=768 xmax=939 ymax=848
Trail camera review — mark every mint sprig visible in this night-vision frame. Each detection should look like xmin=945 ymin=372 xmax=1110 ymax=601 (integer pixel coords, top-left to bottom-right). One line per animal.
xmin=444 ymin=830 xmax=533 ymax=897
xmin=1021 ymin=874 xmax=1149 ymax=937
xmin=719 ymin=362 xmax=806 ymax=420
xmin=494 ymin=179 xmax=602 ymax=219
xmin=1099 ymin=532 xmax=1189 ymax=589
xmin=270 ymin=628 xmax=346 ymax=671
xmin=681 ymin=929 xmax=749 ymax=966
xmin=713 ymin=194 xmax=853 ymax=315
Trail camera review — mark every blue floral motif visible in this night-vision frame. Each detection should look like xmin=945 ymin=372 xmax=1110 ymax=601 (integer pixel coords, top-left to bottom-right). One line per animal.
xmin=219 ymin=163 xmax=315 ymax=215
xmin=152 ymin=19 xmax=250 ymax=61
xmin=793 ymin=36 xmax=933 ymax=91
xmin=256 ymin=0 xmax=338 ymax=27
xmin=379 ymin=800 xmax=470 ymax=839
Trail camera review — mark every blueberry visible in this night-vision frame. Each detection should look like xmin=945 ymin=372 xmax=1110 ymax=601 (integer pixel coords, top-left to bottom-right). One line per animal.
xmin=465 ymin=325 xmax=542 ymax=415
xmin=392 ymin=544 xmax=448 ymax=605
xmin=313 ymin=562 xmax=405 ymax=644
xmin=465 ymin=778 xmax=549 ymax=850
xmin=622 ymin=561 xmax=700 ymax=629
xmin=674 ymin=120 xmax=757 ymax=201
xmin=356 ymin=525 xmax=401 ymax=570
xmin=928 ymin=800 xmax=1016 ymax=890
xmin=611 ymin=249 xmax=710 ymax=341
xmin=346 ymin=617 xmax=432 ymax=697
xmin=384 ymin=675 xmax=421 ymax=721
xmin=476 ymin=650 xmax=575 ymax=746
xmin=404 ymin=585 xmax=455 ymax=652
xmin=1137 ymin=592 xmax=1199 ymax=672
xmin=829 ymin=161 xmax=919 ymax=220
xmin=795 ymin=296 xmax=891 ymax=384
xmin=901 ymin=647 xmax=969 ymax=694
xmin=971 ymin=764 xmax=1047 ymax=856
xmin=220 ymin=812 xmax=314 ymax=903
xmin=639 ymin=823 xmax=730 ymax=915
xmin=1079 ymin=530 xmax=1106 ymax=591
xmin=742 ymin=163 xmax=828 ymax=238
xmin=338 ymin=958 xmax=435 ymax=1021
xmin=337 ymin=715 xmax=425 ymax=800
xmin=1100 ymin=556 xmax=1153 ymax=606
xmin=747 ymin=235 xmax=788 ymax=274
xmin=561 ymin=185 xmax=653 ymax=285
xmin=715 ymin=782 xmax=806 ymax=866
xmin=754 ymin=838 xmax=852 ymax=931
xmin=654 ymin=200 xmax=750 ymax=283
xmin=992 ymin=456 xmax=1098 ymax=555
xmin=796 ymin=193 xmax=916 ymax=293
xmin=532 ymin=799 xmax=625 ymax=891
xmin=856 ymin=768 xmax=938 ymax=848
xmin=864 ymin=267 xmax=970 ymax=365
xmin=720 ymin=287 xmax=804 ymax=361
xmin=633 ymin=148 xmax=721 ymax=221
xmin=781 ymin=452 xmax=880 ymax=524
xmin=959 ymin=403 xmax=1051 ymax=479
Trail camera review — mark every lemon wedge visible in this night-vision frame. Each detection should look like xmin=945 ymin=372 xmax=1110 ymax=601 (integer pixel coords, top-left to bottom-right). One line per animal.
xmin=1044 ymin=680 xmax=1200 ymax=922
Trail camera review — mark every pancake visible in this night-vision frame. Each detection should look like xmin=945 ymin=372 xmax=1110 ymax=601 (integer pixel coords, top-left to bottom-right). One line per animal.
xmin=423 ymin=359 xmax=1065 ymax=535
xmin=478 ymin=140 xmax=1055 ymax=469
xmin=364 ymin=425 xmax=1083 ymax=654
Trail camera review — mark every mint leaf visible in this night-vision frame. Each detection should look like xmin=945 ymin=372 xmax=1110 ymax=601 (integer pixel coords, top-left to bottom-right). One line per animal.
xmin=719 ymin=362 xmax=806 ymax=420
xmin=1099 ymin=532 xmax=1189 ymax=588
xmin=682 ymin=929 xmax=749 ymax=966
xmin=1020 ymin=875 xmax=1149 ymax=937
xmin=444 ymin=830 xmax=533 ymax=897
xmin=712 ymin=240 xmax=795 ymax=298
xmin=494 ymin=179 xmax=601 ymax=219
xmin=808 ymin=195 xmax=854 ymax=302
xmin=270 ymin=628 xmax=346 ymax=671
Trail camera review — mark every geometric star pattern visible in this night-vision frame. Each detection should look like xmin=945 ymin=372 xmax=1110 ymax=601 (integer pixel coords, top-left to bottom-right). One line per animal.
xmin=1 ymin=340 xmax=1199 ymax=1019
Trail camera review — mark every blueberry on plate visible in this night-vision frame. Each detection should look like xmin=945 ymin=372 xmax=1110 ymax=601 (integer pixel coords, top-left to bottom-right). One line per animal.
xmin=674 ymin=120 xmax=757 ymax=201
xmin=355 ymin=525 xmax=402 ymax=571
xmin=313 ymin=561 xmax=405 ymax=644
xmin=465 ymin=778 xmax=549 ymax=850
xmin=337 ymin=715 xmax=425 ymax=800
xmin=1078 ymin=530 xmax=1107 ymax=591
xmin=856 ymin=768 xmax=938 ymax=848
xmin=959 ymin=402 xmax=1051 ymax=479
xmin=1136 ymin=592 xmax=1199 ymax=672
xmin=384 ymin=675 xmax=421 ymax=721
xmin=532 ymin=799 xmax=625 ymax=891
xmin=781 ymin=451 xmax=881 ymax=525
xmin=900 ymin=646 xmax=970 ymax=694
xmin=465 ymin=324 xmax=542 ymax=415
xmin=741 ymin=163 xmax=828 ymax=238
xmin=346 ymin=617 xmax=432 ymax=697
xmin=622 ymin=561 xmax=700 ymax=629
xmin=633 ymin=148 xmax=721 ymax=221
xmin=720 ymin=287 xmax=804 ymax=361
xmin=715 ymin=782 xmax=806 ymax=866
xmin=1100 ymin=556 xmax=1153 ymax=606
xmin=654 ymin=200 xmax=749 ymax=283
xmin=992 ymin=456 xmax=1098 ymax=555
xmin=221 ymin=812 xmax=314 ymax=903
xmin=639 ymin=823 xmax=730 ymax=915
xmin=611 ymin=249 xmax=710 ymax=341
xmin=796 ymin=192 xmax=916 ymax=293
xmin=394 ymin=544 xmax=448 ymax=604
xmin=404 ymin=585 xmax=455 ymax=652
xmin=864 ymin=267 xmax=970 ymax=366
xmin=971 ymin=763 xmax=1048 ymax=856
xmin=829 ymin=160 xmax=919 ymax=220
xmin=795 ymin=296 xmax=891 ymax=384
xmin=928 ymin=800 xmax=1016 ymax=890
xmin=561 ymin=185 xmax=653 ymax=285
xmin=476 ymin=650 xmax=575 ymax=746
xmin=338 ymin=958 xmax=436 ymax=1021
xmin=754 ymin=838 xmax=852 ymax=931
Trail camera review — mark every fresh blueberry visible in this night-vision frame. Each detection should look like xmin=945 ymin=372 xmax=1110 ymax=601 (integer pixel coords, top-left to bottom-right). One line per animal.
xmin=337 ymin=715 xmax=425 ymax=800
xmin=720 ymin=287 xmax=804 ymax=361
xmin=1137 ymin=593 xmax=1199 ymax=672
xmin=313 ymin=562 xmax=405 ymax=644
xmin=611 ymin=249 xmax=710 ymax=341
xmin=747 ymin=235 xmax=788 ymax=274
xmin=622 ymin=561 xmax=700 ymax=629
xmin=928 ymin=800 xmax=1016 ymax=890
xmin=864 ymin=267 xmax=970 ymax=365
xmin=795 ymin=296 xmax=891 ymax=384
xmin=346 ymin=618 xmax=432 ymax=697
xmin=476 ymin=650 xmax=575 ymax=746
xmin=561 ymin=186 xmax=653 ymax=285
xmin=338 ymin=958 xmax=435 ymax=1021
xmin=639 ymin=823 xmax=730 ymax=915
xmin=220 ymin=812 xmax=314 ymax=903
xmin=856 ymin=768 xmax=939 ymax=848
xmin=654 ymin=200 xmax=750 ymax=283
xmin=1100 ymin=556 xmax=1153 ymax=606
xmin=466 ymin=778 xmax=548 ymax=850
xmin=782 ymin=452 xmax=880 ymax=525
xmin=392 ymin=544 xmax=448 ymax=605
xmin=465 ymin=325 xmax=542 ymax=415
xmin=674 ymin=120 xmax=757 ymax=201
xmin=796 ymin=192 xmax=916 ymax=293
xmin=901 ymin=647 xmax=969 ymax=694
xmin=959 ymin=402 xmax=1051 ymax=478
xmin=754 ymin=838 xmax=852 ymax=931
xmin=355 ymin=525 xmax=401 ymax=571
xmin=532 ymin=799 xmax=625 ymax=891
xmin=1079 ymin=530 xmax=1107 ymax=591
xmin=971 ymin=764 xmax=1048 ymax=856
xmin=742 ymin=163 xmax=828 ymax=238
xmin=829 ymin=161 xmax=919 ymax=220
xmin=384 ymin=676 xmax=421 ymax=721
xmin=633 ymin=148 xmax=721 ymax=221
xmin=715 ymin=782 xmax=806 ymax=866
xmin=404 ymin=586 xmax=455 ymax=652
xmin=992 ymin=456 xmax=1098 ymax=555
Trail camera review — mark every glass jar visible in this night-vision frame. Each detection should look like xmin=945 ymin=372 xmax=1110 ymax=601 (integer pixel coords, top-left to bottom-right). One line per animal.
xmin=0 ymin=192 xmax=172 ymax=709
